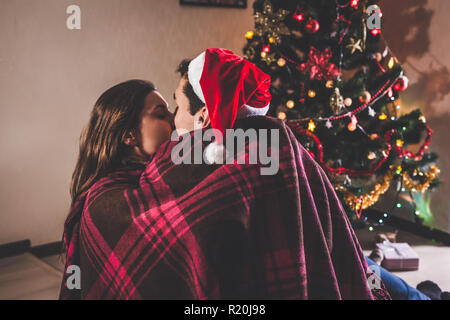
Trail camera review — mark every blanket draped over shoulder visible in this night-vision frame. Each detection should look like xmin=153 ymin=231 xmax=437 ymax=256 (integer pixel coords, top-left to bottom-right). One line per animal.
xmin=59 ymin=116 xmax=390 ymax=300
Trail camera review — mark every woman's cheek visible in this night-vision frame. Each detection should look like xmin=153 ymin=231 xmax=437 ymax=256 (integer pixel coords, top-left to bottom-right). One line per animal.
xmin=160 ymin=120 xmax=173 ymax=141
xmin=151 ymin=121 xmax=171 ymax=149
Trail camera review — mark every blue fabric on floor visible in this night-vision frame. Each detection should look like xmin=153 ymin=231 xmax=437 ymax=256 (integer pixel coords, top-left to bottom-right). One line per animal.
xmin=365 ymin=256 xmax=430 ymax=300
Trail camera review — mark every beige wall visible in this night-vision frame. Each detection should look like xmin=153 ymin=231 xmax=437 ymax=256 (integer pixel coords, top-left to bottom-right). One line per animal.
xmin=379 ymin=0 xmax=450 ymax=232
xmin=1 ymin=0 xmax=449 ymax=247
xmin=0 ymin=0 xmax=254 ymax=246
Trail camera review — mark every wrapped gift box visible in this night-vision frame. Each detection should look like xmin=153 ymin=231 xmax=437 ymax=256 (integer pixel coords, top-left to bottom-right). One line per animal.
xmin=376 ymin=242 xmax=419 ymax=271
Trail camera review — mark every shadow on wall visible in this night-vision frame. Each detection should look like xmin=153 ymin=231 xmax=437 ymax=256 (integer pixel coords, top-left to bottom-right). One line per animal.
xmin=380 ymin=0 xmax=450 ymax=117
xmin=380 ymin=0 xmax=433 ymax=61
xmin=378 ymin=0 xmax=450 ymax=232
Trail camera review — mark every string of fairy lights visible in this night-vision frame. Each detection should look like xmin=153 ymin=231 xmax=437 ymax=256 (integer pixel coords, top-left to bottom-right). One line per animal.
xmin=243 ymin=0 xmax=440 ymax=229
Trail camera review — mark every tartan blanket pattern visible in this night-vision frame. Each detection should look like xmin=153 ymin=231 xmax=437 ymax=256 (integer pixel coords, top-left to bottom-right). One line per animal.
xmin=60 ymin=116 xmax=390 ymax=300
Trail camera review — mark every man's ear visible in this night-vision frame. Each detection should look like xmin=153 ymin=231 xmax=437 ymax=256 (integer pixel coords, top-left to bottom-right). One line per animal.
xmin=198 ymin=106 xmax=210 ymax=128
xmin=123 ymin=131 xmax=137 ymax=146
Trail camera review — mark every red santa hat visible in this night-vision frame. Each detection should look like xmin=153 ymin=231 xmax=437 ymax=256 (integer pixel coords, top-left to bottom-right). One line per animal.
xmin=187 ymin=48 xmax=272 ymax=164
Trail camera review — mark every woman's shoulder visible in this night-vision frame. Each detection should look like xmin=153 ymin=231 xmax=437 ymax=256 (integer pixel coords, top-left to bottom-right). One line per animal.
xmin=82 ymin=165 xmax=144 ymax=224
xmin=87 ymin=165 xmax=144 ymax=200
xmin=80 ymin=183 xmax=137 ymax=247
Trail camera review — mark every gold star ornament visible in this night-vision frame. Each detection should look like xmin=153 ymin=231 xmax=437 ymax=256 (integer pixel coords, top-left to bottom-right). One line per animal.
xmin=346 ymin=38 xmax=363 ymax=54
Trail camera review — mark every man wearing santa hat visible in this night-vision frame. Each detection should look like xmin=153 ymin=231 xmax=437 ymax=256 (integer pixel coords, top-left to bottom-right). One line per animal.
xmin=173 ymin=48 xmax=273 ymax=165
xmin=59 ymin=48 xmax=390 ymax=300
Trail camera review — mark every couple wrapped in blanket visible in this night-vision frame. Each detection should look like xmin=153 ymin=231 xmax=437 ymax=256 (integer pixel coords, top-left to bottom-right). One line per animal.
xmin=59 ymin=48 xmax=390 ymax=300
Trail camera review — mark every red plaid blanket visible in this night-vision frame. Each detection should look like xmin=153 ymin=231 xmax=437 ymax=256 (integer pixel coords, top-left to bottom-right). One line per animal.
xmin=60 ymin=116 xmax=390 ymax=300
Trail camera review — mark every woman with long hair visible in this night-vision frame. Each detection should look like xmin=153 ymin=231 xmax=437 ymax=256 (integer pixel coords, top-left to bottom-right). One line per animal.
xmin=69 ymin=79 xmax=173 ymax=205
xmin=60 ymin=80 xmax=173 ymax=299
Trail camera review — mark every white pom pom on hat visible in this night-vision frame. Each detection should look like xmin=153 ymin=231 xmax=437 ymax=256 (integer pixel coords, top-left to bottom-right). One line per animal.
xmin=203 ymin=141 xmax=227 ymax=164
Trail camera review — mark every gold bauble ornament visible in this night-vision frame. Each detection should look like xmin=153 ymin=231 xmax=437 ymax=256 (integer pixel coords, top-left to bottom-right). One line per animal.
xmin=330 ymin=87 xmax=345 ymax=114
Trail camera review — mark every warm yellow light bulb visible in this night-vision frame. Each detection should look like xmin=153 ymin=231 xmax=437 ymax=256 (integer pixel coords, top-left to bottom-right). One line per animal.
xmin=269 ymin=37 xmax=275 ymax=43
xmin=308 ymin=90 xmax=316 ymax=98
xmin=344 ymin=97 xmax=353 ymax=107
xmin=278 ymin=112 xmax=287 ymax=120
xmin=396 ymin=139 xmax=404 ymax=147
xmin=348 ymin=122 xmax=357 ymax=131
xmin=245 ymin=31 xmax=254 ymax=39
xmin=286 ymin=100 xmax=295 ymax=109
xmin=379 ymin=113 xmax=387 ymax=120
xmin=388 ymin=57 xmax=395 ymax=69
xmin=261 ymin=51 xmax=267 ymax=58
xmin=277 ymin=58 xmax=286 ymax=67
xmin=308 ymin=120 xmax=316 ymax=132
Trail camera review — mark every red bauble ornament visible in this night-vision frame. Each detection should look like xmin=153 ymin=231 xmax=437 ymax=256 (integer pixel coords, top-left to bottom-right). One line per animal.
xmin=305 ymin=19 xmax=320 ymax=34
xmin=393 ymin=76 xmax=409 ymax=91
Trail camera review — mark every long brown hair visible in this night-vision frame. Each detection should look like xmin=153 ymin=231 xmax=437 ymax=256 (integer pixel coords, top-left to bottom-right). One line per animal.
xmin=70 ymin=79 xmax=156 ymax=204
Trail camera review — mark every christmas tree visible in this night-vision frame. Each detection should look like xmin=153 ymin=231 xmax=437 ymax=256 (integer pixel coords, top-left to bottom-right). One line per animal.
xmin=243 ymin=0 xmax=441 ymax=228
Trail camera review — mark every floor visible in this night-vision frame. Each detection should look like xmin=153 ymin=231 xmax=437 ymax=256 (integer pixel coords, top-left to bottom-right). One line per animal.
xmin=356 ymin=226 xmax=450 ymax=291
xmin=0 ymin=228 xmax=449 ymax=299
xmin=0 ymin=253 xmax=64 ymax=300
